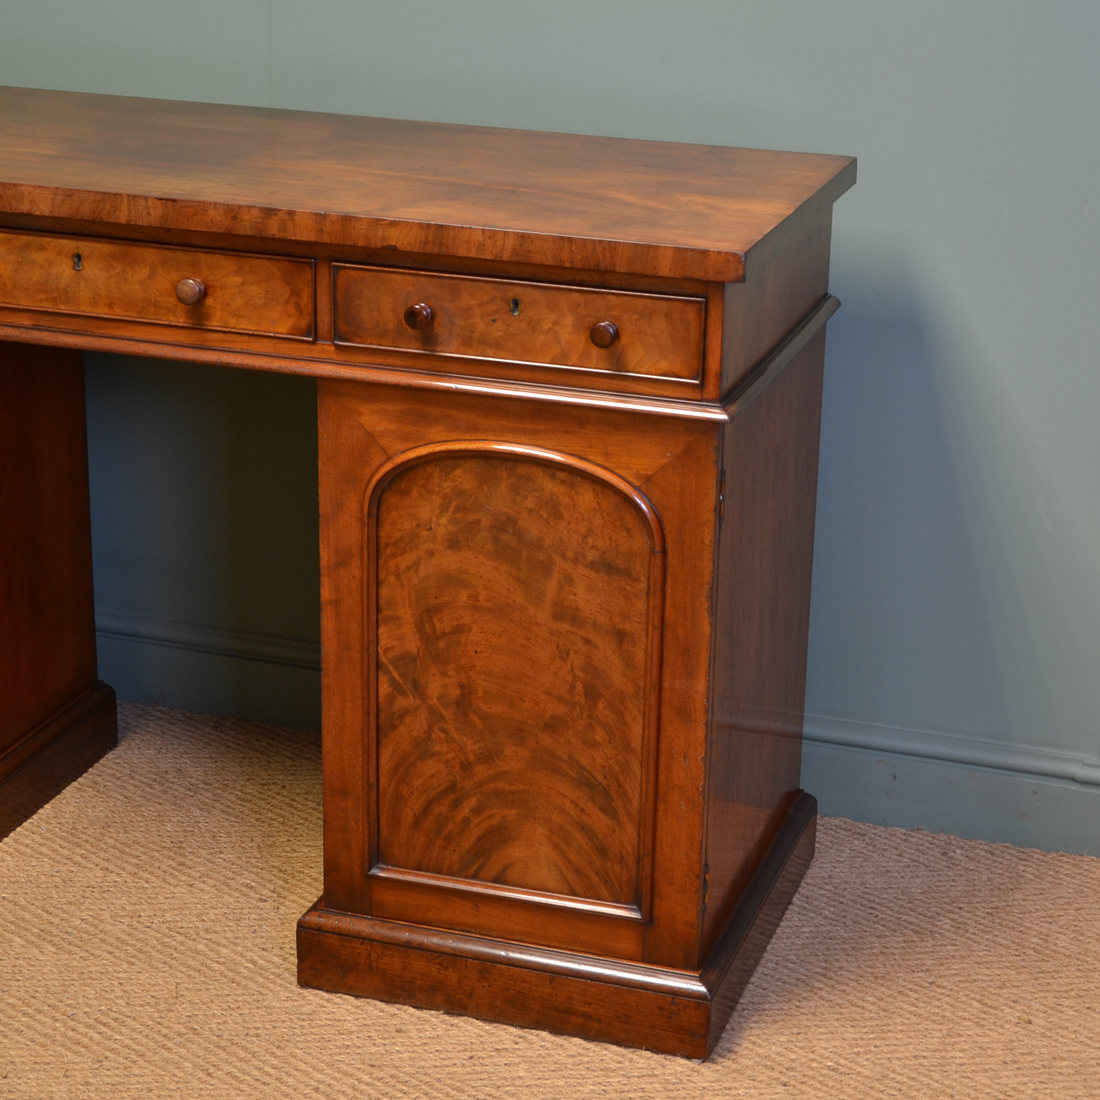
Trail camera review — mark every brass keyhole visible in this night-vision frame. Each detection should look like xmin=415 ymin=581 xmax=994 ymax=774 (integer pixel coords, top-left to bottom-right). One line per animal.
xmin=72 ymin=253 xmax=83 ymax=271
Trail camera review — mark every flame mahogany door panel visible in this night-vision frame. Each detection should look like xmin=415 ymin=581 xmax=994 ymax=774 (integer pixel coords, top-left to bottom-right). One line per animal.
xmin=371 ymin=449 xmax=661 ymax=921
xmin=317 ymin=380 xmax=720 ymax=965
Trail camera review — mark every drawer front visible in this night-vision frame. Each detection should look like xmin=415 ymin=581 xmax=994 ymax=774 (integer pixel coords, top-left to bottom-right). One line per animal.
xmin=0 ymin=231 xmax=314 ymax=338
xmin=333 ymin=265 xmax=704 ymax=381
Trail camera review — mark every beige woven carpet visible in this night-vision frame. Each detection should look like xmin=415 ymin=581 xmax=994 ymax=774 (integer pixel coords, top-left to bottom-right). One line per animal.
xmin=2 ymin=705 xmax=1098 ymax=1099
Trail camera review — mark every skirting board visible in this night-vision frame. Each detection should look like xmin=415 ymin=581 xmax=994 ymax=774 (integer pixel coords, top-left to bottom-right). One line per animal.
xmin=803 ymin=729 xmax=1100 ymax=856
xmin=95 ymin=610 xmax=321 ymax=730
xmin=92 ymin=611 xmax=1100 ymax=852
xmin=805 ymin=713 xmax=1100 ymax=787
xmin=95 ymin=609 xmax=321 ymax=669
xmin=0 ymin=682 xmax=117 ymax=840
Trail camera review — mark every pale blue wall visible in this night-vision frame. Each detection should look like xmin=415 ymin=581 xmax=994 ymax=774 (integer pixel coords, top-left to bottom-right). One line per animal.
xmin=2 ymin=1 xmax=1098 ymax=851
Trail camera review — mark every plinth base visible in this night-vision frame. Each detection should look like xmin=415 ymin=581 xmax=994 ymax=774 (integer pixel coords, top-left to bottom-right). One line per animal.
xmin=0 ymin=682 xmax=118 ymax=840
xmin=298 ymin=792 xmax=816 ymax=1058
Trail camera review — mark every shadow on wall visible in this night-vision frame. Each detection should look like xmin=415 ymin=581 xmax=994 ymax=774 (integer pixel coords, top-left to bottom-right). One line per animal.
xmin=814 ymin=247 xmax=1100 ymax=757
xmin=808 ymin=249 xmax=1011 ymax=743
xmin=803 ymin=246 xmax=1100 ymax=850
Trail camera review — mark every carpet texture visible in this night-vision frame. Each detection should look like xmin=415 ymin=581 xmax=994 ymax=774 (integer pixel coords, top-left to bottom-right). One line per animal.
xmin=1 ymin=703 xmax=1098 ymax=1098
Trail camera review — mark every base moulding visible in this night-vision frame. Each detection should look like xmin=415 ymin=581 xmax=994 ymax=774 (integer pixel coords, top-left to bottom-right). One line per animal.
xmin=0 ymin=682 xmax=118 ymax=840
xmin=298 ymin=791 xmax=817 ymax=1058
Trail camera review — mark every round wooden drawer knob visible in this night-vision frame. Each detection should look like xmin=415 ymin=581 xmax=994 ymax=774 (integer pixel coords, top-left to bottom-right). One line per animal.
xmin=404 ymin=302 xmax=434 ymax=330
xmin=175 ymin=278 xmax=206 ymax=305
xmin=590 ymin=321 xmax=619 ymax=348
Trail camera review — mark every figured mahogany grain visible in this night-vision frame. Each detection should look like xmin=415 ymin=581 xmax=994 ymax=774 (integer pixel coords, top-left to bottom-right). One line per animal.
xmin=0 ymin=303 xmax=710 ymax=404
xmin=296 ymin=790 xmax=817 ymax=1059
xmin=371 ymin=448 xmax=663 ymax=911
xmin=0 ymin=229 xmax=314 ymax=338
xmin=333 ymin=265 xmax=704 ymax=381
xmin=0 ymin=86 xmax=855 ymax=282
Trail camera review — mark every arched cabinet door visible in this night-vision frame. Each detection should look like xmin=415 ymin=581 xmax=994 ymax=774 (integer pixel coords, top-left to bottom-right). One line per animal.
xmin=363 ymin=442 xmax=665 ymax=957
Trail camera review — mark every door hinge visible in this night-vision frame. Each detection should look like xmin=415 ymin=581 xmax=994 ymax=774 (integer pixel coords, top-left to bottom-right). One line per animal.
xmin=702 ymin=863 xmax=710 ymax=913
xmin=717 ymin=472 xmax=725 ymax=522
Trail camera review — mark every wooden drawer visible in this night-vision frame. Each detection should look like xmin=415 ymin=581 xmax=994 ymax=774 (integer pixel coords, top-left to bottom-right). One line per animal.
xmin=333 ymin=265 xmax=704 ymax=381
xmin=0 ymin=231 xmax=314 ymax=338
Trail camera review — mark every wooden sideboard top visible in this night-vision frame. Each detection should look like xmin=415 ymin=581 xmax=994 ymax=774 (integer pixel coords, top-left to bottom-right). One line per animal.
xmin=0 ymin=86 xmax=854 ymax=283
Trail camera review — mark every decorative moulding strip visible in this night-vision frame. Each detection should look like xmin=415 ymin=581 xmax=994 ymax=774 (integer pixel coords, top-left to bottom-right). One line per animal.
xmin=361 ymin=440 xmax=666 ymax=920
xmin=0 ymin=322 xmax=731 ymax=423
xmin=803 ymin=713 xmax=1100 ymax=788
xmin=297 ymin=905 xmax=707 ymax=998
xmin=722 ymin=293 xmax=840 ymax=413
xmin=368 ymin=864 xmax=645 ymax=922
xmin=95 ymin=609 xmax=321 ymax=671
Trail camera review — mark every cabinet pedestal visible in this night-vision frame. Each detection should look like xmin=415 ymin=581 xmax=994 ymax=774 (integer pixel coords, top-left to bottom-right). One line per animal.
xmin=299 ymin=792 xmax=815 ymax=1058
xmin=0 ymin=343 xmax=117 ymax=841
xmin=299 ymin=324 xmax=826 ymax=1058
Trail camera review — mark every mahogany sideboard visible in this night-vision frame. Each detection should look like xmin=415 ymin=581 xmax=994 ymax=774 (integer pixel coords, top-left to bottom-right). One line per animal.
xmin=0 ymin=86 xmax=855 ymax=1059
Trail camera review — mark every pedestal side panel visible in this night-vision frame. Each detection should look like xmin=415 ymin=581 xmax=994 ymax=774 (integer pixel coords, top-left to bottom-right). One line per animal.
xmin=702 ymin=330 xmax=826 ymax=956
xmin=0 ymin=340 xmax=116 ymax=837
xmin=0 ymin=342 xmax=97 ymax=753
